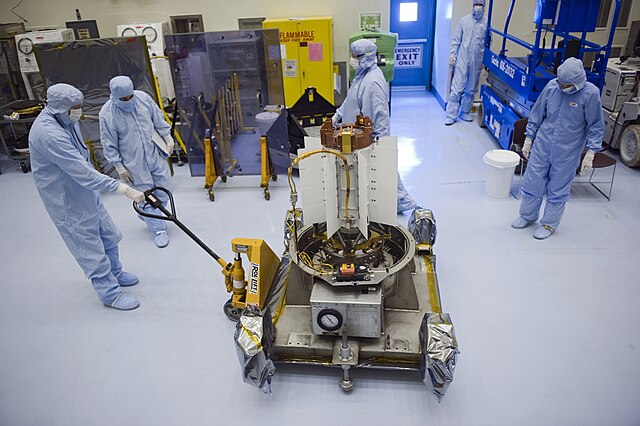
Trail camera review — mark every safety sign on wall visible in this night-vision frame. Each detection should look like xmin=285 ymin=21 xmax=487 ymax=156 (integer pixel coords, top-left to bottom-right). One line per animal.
xmin=360 ymin=12 xmax=382 ymax=31
xmin=395 ymin=45 xmax=422 ymax=68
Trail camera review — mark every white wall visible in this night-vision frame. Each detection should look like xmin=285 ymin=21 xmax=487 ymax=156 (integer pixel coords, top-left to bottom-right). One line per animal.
xmin=432 ymin=0 xmax=453 ymax=106
xmin=0 ymin=0 xmax=390 ymax=63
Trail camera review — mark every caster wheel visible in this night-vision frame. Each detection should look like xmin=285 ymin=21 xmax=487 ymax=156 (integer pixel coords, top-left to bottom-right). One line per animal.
xmin=221 ymin=175 xmax=227 ymax=182
xmin=339 ymin=378 xmax=354 ymax=392
xmin=208 ymin=188 xmax=215 ymax=202
xmin=223 ymin=298 xmax=242 ymax=321
xmin=19 ymin=162 xmax=29 ymax=173
xmin=264 ymin=188 xmax=270 ymax=200
xmin=271 ymin=174 xmax=277 ymax=181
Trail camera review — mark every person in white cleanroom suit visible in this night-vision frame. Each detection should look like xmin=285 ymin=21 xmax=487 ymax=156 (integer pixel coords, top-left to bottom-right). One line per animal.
xmin=332 ymin=39 xmax=419 ymax=213
xmin=100 ymin=76 xmax=175 ymax=248
xmin=30 ymin=83 xmax=144 ymax=311
xmin=445 ymin=0 xmax=488 ymax=125
xmin=511 ymin=57 xmax=603 ymax=239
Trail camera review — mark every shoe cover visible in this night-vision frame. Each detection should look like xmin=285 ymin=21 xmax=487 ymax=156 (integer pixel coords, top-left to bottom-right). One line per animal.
xmin=459 ymin=112 xmax=473 ymax=122
xmin=117 ymin=271 xmax=139 ymax=287
xmin=511 ymin=216 xmax=534 ymax=229
xmin=154 ymin=231 xmax=170 ymax=248
xmin=103 ymin=292 xmax=140 ymax=311
xmin=533 ymin=225 xmax=554 ymax=240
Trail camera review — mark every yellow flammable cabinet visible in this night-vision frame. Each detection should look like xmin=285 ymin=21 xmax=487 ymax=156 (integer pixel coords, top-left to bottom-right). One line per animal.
xmin=262 ymin=17 xmax=334 ymax=107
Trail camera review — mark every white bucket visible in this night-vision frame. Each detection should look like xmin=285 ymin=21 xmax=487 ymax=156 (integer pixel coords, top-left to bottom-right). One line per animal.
xmin=255 ymin=111 xmax=279 ymax=136
xmin=482 ymin=149 xmax=521 ymax=198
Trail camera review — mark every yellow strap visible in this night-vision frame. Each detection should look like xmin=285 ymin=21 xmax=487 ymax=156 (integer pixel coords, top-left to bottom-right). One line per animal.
xmin=425 ymin=256 xmax=442 ymax=314
xmin=241 ymin=324 xmax=263 ymax=350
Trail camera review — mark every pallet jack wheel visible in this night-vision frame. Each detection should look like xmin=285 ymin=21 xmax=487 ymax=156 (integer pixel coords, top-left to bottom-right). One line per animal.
xmin=271 ymin=174 xmax=277 ymax=181
xmin=208 ymin=188 xmax=215 ymax=202
xmin=264 ymin=188 xmax=270 ymax=201
xmin=19 ymin=161 xmax=29 ymax=173
xmin=221 ymin=175 xmax=227 ymax=182
xmin=223 ymin=298 xmax=242 ymax=321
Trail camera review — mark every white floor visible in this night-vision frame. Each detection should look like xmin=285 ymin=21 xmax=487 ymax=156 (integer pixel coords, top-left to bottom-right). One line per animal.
xmin=1 ymin=91 xmax=639 ymax=426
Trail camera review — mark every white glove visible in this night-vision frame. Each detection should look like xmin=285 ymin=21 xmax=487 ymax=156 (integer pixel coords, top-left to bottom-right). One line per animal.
xmin=117 ymin=183 xmax=145 ymax=203
xmin=331 ymin=113 xmax=340 ymax=125
xmin=163 ymin=134 xmax=175 ymax=156
xmin=449 ymin=53 xmax=456 ymax=67
xmin=580 ymin=150 xmax=595 ymax=174
xmin=522 ymin=137 xmax=533 ymax=159
xmin=115 ymin=164 xmax=134 ymax=185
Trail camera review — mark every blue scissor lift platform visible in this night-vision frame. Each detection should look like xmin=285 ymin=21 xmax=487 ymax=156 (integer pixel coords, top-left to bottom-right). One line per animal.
xmin=479 ymin=0 xmax=620 ymax=150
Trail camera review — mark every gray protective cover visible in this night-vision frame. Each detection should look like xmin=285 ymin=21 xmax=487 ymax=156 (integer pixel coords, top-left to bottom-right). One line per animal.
xmin=34 ymin=37 xmax=156 ymax=175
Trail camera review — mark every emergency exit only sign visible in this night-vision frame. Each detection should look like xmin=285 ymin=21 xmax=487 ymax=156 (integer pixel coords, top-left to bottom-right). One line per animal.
xmin=395 ymin=45 xmax=422 ymax=68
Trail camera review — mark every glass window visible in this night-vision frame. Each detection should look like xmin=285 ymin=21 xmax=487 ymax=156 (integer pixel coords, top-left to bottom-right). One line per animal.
xmin=400 ymin=2 xmax=418 ymax=22
xmin=597 ymin=0 xmax=632 ymax=29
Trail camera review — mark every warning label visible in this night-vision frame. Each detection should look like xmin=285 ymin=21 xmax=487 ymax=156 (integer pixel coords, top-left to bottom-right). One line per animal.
xmin=249 ymin=262 xmax=259 ymax=294
xmin=280 ymin=30 xmax=316 ymax=43
xmin=395 ymin=45 xmax=422 ymax=69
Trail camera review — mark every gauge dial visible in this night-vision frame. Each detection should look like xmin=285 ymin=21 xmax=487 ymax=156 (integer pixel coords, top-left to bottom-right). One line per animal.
xmin=120 ymin=27 xmax=137 ymax=37
xmin=18 ymin=38 xmax=33 ymax=55
xmin=317 ymin=309 xmax=343 ymax=332
xmin=141 ymin=26 xmax=158 ymax=43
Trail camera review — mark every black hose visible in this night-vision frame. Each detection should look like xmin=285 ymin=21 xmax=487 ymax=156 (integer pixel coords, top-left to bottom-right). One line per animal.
xmin=133 ymin=187 xmax=223 ymax=262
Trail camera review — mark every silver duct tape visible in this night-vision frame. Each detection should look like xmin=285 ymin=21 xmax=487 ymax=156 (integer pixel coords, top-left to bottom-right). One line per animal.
xmin=408 ymin=208 xmax=437 ymax=246
xmin=234 ymin=305 xmax=276 ymax=393
xmin=264 ymin=254 xmax=291 ymax=320
xmin=419 ymin=312 xmax=459 ymax=402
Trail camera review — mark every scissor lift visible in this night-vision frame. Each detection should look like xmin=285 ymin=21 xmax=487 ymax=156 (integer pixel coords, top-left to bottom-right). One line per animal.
xmin=479 ymin=0 xmax=621 ymax=149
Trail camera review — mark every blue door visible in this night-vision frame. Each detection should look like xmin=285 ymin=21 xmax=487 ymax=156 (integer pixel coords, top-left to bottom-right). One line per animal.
xmin=390 ymin=0 xmax=435 ymax=88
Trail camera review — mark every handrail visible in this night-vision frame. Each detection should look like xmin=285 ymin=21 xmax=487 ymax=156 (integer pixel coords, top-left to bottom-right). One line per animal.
xmin=486 ymin=0 xmax=621 ymax=88
xmin=489 ymin=28 xmax=534 ymax=51
xmin=500 ymin=0 xmax=517 ymax=56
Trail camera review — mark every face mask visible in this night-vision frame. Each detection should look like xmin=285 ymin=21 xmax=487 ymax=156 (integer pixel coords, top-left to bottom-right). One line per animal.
xmin=472 ymin=5 xmax=484 ymax=19
xmin=350 ymin=57 xmax=361 ymax=70
xmin=116 ymin=94 xmax=135 ymax=112
xmin=561 ymin=85 xmax=577 ymax=94
xmin=69 ymin=108 xmax=82 ymax=123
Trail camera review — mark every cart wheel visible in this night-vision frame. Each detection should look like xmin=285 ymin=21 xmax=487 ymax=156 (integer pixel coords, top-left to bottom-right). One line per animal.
xmin=223 ymin=298 xmax=242 ymax=321
xmin=264 ymin=188 xmax=270 ymax=200
xmin=208 ymin=188 xmax=215 ymax=202
xmin=271 ymin=174 xmax=277 ymax=181
xmin=620 ymin=125 xmax=640 ymax=167
xmin=19 ymin=162 xmax=29 ymax=173
xmin=221 ymin=175 xmax=227 ymax=183
xmin=477 ymin=103 xmax=487 ymax=128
